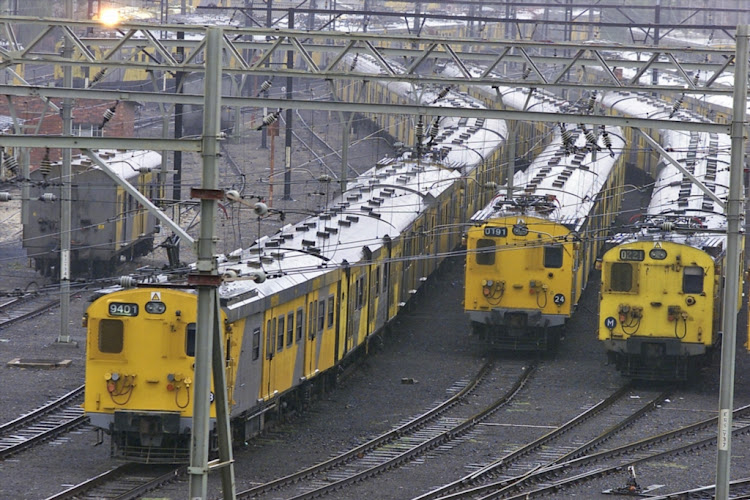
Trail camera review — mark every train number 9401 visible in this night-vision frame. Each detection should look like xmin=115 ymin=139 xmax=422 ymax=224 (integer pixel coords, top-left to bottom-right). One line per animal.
xmin=108 ymin=302 xmax=139 ymax=317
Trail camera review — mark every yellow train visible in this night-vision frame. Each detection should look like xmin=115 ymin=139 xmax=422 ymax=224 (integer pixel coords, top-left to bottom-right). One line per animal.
xmin=598 ymin=125 xmax=738 ymax=381
xmin=83 ymin=82 xmax=509 ymax=462
xmin=464 ymin=122 xmax=626 ymax=351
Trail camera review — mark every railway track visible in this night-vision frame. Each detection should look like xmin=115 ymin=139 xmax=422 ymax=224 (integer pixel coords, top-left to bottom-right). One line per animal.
xmin=44 ymin=463 xmax=183 ymax=500
xmin=0 ymin=385 xmax=86 ymax=460
xmin=419 ymin=402 xmax=750 ymax=499
xmin=0 ymin=292 xmax=60 ymax=329
xmin=236 ymin=360 xmax=534 ymax=500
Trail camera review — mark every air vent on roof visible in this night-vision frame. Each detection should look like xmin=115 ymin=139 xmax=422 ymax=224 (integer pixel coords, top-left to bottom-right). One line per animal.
xmin=361 ymin=206 xmax=374 ymax=214
xmin=302 ymin=239 xmax=315 ymax=247
xmin=346 ymin=215 xmax=360 ymax=223
xmin=324 ymin=226 xmax=338 ymax=235
xmin=265 ymin=240 xmax=280 ymax=248
xmin=338 ymin=219 xmax=351 ymax=227
xmin=296 ymin=226 xmax=309 ymax=232
xmin=317 ymin=231 xmax=330 ymax=239
xmin=271 ymin=252 xmax=284 ymax=260
xmin=320 ymin=214 xmax=331 ymax=221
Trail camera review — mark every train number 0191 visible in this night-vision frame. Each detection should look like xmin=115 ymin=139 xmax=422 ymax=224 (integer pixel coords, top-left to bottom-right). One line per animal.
xmin=108 ymin=302 xmax=139 ymax=317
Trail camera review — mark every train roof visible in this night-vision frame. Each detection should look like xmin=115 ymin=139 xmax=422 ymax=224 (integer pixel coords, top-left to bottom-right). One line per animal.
xmin=470 ymin=125 xmax=624 ymax=233
xmin=28 ymin=149 xmax=163 ymax=182
xmin=603 ymin=91 xmax=732 ymax=251
xmin=214 ymin=61 xmax=507 ymax=306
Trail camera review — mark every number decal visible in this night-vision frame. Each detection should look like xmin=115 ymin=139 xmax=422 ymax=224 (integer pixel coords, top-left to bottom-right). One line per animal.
xmin=108 ymin=302 xmax=139 ymax=317
xmin=553 ymin=293 xmax=565 ymax=305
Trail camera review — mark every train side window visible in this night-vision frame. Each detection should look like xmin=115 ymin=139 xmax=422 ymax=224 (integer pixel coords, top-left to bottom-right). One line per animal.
xmin=476 ymin=239 xmax=495 ymax=265
xmin=683 ymin=266 xmax=704 ymax=293
xmin=383 ymin=262 xmax=389 ymax=289
xmin=287 ymin=312 xmax=294 ymax=347
xmin=544 ymin=246 xmax=563 ymax=268
xmin=308 ymin=301 xmax=316 ymax=339
xmin=327 ymin=295 xmax=335 ymax=327
xmin=296 ymin=308 xmax=303 ymax=342
xmin=318 ymin=299 xmax=326 ymax=333
xmin=185 ymin=323 xmax=196 ymax=357
xmin=375 ymin=266 xmax=381 ymax=295
xmin=277 ymin=315 xmax=285 ymax=351
xmin=610 ymin=263 xmax=633 ymax=292
xmin=266 ymin=319 xmax=275 ymax=359
xmin=98 ymin=319 xmax=124 ymax=353
xmin=252 ymin=327 xmax=260 ymax=360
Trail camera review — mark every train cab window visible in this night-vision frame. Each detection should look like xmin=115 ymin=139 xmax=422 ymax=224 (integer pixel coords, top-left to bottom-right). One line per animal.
xmin=609 ymin=263 xmax=634 ymax=292
xmin=296 ymin=308 xmax=303 ymax=342
xmin=287 ymin=312 xmax=294 ymax=347
xmin=544 ymin=246 xmax=563 ymax=268
xmin=252 ymin=327 xmax=260 ymax=360
xmin=383 ymin=262 xmax=390 ymax=290
xmin=327 ymin=295 xmax=335 ymax=327
xmin=683 ymin=266 xmax=704 ymax=293
xmin=375 ymin=266 xmax=381 ymax=295
xmin=476 ymin=239 xmax=496 ymax=266
xmin=98 ymin=319 xmax=124 ymax=353
xmin=186 ymin=323 xmax=196 ymax=357
xmin=277 ymin=316 xmax=285 ymax=351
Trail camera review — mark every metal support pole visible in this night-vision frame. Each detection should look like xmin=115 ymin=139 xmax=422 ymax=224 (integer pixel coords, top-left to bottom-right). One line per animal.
xmin=283 ymin=9 xmax=294 ymax=201
xmin=715 ymin=23 xmax=748 ymax=500
xmin=188 ymin=27 xmax=236 ymax=500
xmin=56 ymin=0 xmax=73 ymax=345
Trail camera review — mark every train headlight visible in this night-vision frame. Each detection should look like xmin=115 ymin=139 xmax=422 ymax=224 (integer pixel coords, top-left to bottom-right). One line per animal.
xmin=145 ymin=301 xmax=166 ymax=314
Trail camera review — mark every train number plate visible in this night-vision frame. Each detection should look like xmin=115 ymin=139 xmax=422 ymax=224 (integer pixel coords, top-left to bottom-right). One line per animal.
xmin=108 ymin=302 xmax=139 ymax=317
xmin=484 ymin=226 xmax=508 ymax=237
xmin=619 ymin=249 xmax=645 ymax=261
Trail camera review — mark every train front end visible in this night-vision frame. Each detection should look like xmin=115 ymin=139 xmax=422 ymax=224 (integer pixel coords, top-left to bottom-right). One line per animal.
xmin=464 ymin=214 xmax=578 ymax=351
xmin=598 ymin=240 xmax=720 ymax=381
xmin=84 ymin=288 xmax=209 ymax=463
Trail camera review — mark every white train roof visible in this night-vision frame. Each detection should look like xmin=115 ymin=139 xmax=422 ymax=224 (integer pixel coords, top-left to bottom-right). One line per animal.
xmin=470 ymin=125 xmax=624 ymax=233
xmin=215 ymin=56 xmax=508 ymax=306
xmin=39 ymin=149 xmax=162 ymax=182
xmin=602 ymin=91 xmax=732 ymax=251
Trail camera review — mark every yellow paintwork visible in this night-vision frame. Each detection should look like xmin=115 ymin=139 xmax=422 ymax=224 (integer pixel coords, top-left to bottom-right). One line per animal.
xmin=84 ymin=288 xmax=243 ymax=418
xmin=465 ymin=216 xmax=578 ymax=319
xmin=598 ymin=241 xmax=721 ymax=347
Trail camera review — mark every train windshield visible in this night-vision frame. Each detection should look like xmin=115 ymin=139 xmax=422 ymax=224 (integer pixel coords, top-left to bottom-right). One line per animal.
xmin=99 ymin=319 xmax=124 ymax=353
xmin=609 ymin=262 xmax=634 ymax=292
xmin=683 ymin=266 xmax=704 ymax=293
xmin=544 ymin=246 xmax=563 ymax=268
xmin=476 ymin=239 xmax=495 ymax=265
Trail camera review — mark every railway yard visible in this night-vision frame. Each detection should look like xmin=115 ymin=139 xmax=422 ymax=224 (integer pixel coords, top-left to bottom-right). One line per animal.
xmin=4 ymin=5 xmax=750 ymax=499
xmin=2 ymin=246 xmax=750 ymax=499
xmin=1 ymin=139 xmax=750 ymax=498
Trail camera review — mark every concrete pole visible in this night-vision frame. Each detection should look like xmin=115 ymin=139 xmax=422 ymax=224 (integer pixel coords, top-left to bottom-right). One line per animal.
xmin=715 ymin=23 xmax=748 ymax=500
xmin=188 ymin=27 xmax=236 ymax=500
xmin=56 ymin=0 xmax=73 ymax=345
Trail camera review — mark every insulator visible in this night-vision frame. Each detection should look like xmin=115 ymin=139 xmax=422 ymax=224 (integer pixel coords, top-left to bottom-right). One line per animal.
xmin=669 ymin=95 xmax=684 ymax=118
xmin=0 ymin=192 xmax=11 ymax=202
xmin=587 ymin=91 xmax=597 ymax=113
xmin=260 ymin=80 xmax=272 ymax=92
xmin=349 ymin=53 xmax=359 ymax=72
xmin=560 ymin=124 xmax=574 ymax=151
xmin=693 ymin=71 xmax=700 ymax=86
xmin=3 ymin=151 xmax=18 ymax=174
xmin=40 ymin=193 xmax=57 ymax=202
xmin=432 ymin=87 xmax=450 ymax=103
xmin=225 ymin=189 xmax=241 ymax=201
xmin=262 ymin=112 xmax=279 ymax=127
xmin=522 ymin=67 xmax=532 ymax=79
xmin=254 ymin=202 xmax=269 ymax=216
xmin=317 ymin=174 xmax=332 ymax=182
xmin=102 ymin=103 xmax=118 ymax=126
xmin=118 ymin=276 xmax=137 ymax=288
xmin=415 ymin=118 xmax=424 ymax=142
xmin=586 ymin=130 xmax=597 ymax=145
xmin=39 ymin=149 xmax=52 ymax=177
xmin=89 ymin=68 xmax=107 ymax=86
